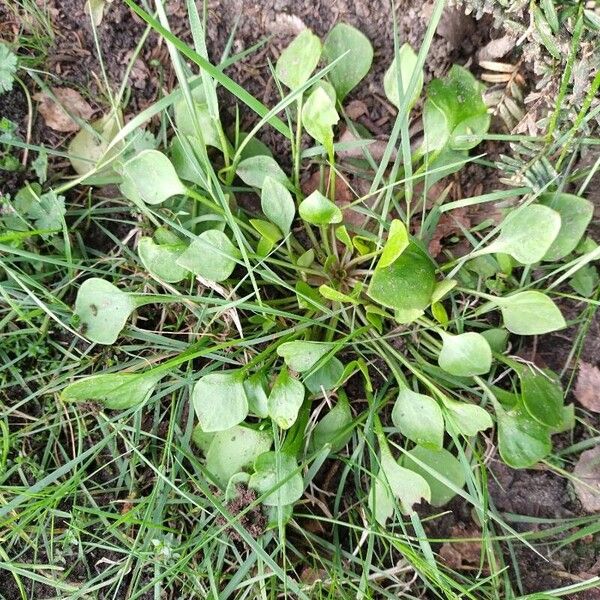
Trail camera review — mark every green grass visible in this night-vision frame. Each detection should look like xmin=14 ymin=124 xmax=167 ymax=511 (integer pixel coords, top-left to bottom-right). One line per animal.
xmin=1 ymin=0 xmax=600 ymax=598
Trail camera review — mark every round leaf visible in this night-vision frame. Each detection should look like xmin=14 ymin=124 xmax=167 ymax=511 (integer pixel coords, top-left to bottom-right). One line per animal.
xmin=237 ymin=155 xmax=288 ymax=189
xmin=268 ymin=367 xmax=305 ymax=430
xmin=277 ymin=340 xmax=334 ymax=373
xmin=309 ymin=394 xmax=353 ymax=453
xmin=438 ymin=332 xmax=492 ymax=377
xmin=377 ymin=219 xmax=409 ymax=270
xmin=520 ymin=368 xmax=564 ymax=428
xmin=249 ymin=451 xmax=303 ymax=507
xmin=243 ymin=372 xmax=270 ymax=418
xmin=403 ymin=446 xmax=466 ymax=507
xmin=442 ymin=397 xmax=493 ymax=437
xmin=383 ymin=43 xmax=423 ymax=109
xmin=261 ymin=175 xmax=295 ymax=235
xmin=74 ymin=278 xmax=137 ymax=345
xmin=138 ymin=237 xmax=188 ymax=283
xmin=299 ymin=190 xmax=342 ymax=225
xmin=301 ymin=87 xmax=339 ymax=154
xmin=275 ymin=29 xmax=321 ymax=90
xmin=192 ymin=370 xmax=249 ymax=432
xmin=392 ymin=389 xmax=444 ymax=449
xmin=304 ymin=357 xmax=344 ymax=395
xmin=122 ymin=150 xmax=185 ymax=205
xmin=495 ymin=291 xmax=566 ymax=335
xmin=322 ymin=23 xmax=373 ymax=101
xmin=176 ymin=229 xmax=239 ymax=282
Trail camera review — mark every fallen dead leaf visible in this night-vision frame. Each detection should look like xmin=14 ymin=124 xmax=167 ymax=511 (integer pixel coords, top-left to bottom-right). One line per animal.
xmin=337 ymin=129 xmax=395 ymax=163
xmin=439 ymin=524 xmax=482 ymax=569
xmin=573 ymin=445 xmax=600 ymax=513
xmin=574 ymin=362 xmax=600 ymax=413
xmin=346 ymin=99 xmax=368 ymax=120
xmin=34 ymin=87 xmax=94 ymax=132
xmin=477 ymin=35 xmax=518 ymax=62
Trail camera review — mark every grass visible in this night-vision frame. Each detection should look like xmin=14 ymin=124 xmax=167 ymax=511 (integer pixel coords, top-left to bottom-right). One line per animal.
xmin=1 ymin=0 xmax=600 ymax=598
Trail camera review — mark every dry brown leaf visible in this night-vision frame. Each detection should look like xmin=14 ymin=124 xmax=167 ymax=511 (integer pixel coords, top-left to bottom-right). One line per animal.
xmin=573 ymin=445 xmax=600 ymax=513
xmin=439 ymin=524 xmax=482 ymax=569
xmin=34 ymin=87 xmax=94 ymax=132
xmin=337 ymin=129 xmax=394 ymax=163
xmin=574 ymin=362 xmax=600 ymax=413
xmin=346 ymin=99 xmax=368 ymax=120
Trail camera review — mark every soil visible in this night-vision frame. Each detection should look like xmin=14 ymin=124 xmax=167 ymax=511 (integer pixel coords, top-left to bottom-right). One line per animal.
xmin=1 ymin=0 xmax=599 ymax=597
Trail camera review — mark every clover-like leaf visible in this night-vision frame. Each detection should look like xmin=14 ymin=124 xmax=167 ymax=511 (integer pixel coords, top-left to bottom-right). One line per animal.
xmin=277 ymin=340 xmax=334 ymax=373
xmin=367 ymin=242 xmax=436 ymax=312
xmin=261 ymin=175 xmax=295 ymax=235
xmin=61 ymin=371 xmax=163 ymax=410
xmin=322 ymin=23 xmax=373 ymax=101
xmin=275 ymin=29 xmax=321 ymax=90
xmin=403 ymin=446 xmax=466 ymax=507
xmin=237 ymin=155 xmax=288 ymax=189
xmin=192 ymin=370 xmax=249 ymax=432
xmin=268 ymin=367 xmax=305 ymax=430
xmin=539 ymin=193 xmax=594 ymax=261
xmin=484 ymin=205 xmax=561 ymax=264
xmin=249 ymin=451 xmax=303 ymax=507
xmin=392 ymin=389 xmax=444 ymax=449
xmin=301 ymin=87 xmax=339 ymax=156
xmin=193 ymin=424 xmax=272 ymax=486
xmin=299 ymin=190 xmax=342 ymax=225
xmin=122 ymin=150 xmax=186 ymax=205
xmin=494 ymin=291 xmax=566 ymax=335
xmin=176 ymin=229 xmax=239 ymax=282
xmin=138 ymin=236 xmax=188 ymax=283
xmin=438 ymin=332 xmax=492 ymax=377
xmin=74 ymin=278 xmax=137 ymax=345
xmin=383 ymin=43 xmax=423 ymax=109
xmin=423 ymin=65 xmax=490 ymax=151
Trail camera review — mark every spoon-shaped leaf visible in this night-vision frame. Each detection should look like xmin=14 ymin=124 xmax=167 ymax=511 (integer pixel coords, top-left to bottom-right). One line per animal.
xmin=275 ymin=29 xmax=321 ymax=90
xmin=392 ymin=389 xmax=444 ymax=449
xmin=268 ymin=367 xmax=305 ymax=430
xmin=277 ymin=340 xmax=334 ymax=373
xmin=383 ymin=43 xmax=423 ymax=109
xmin=138 ymin=237 xmax=188 ymax=283
xmin=237 ymin=155 xmax=288 ymax=189
xmin=249 ymin=451 xmax=303 ymax=506
xmin=485 ymin=205 xmax=561 ymax=264
xmin=301 ymin=87 xmax=339 ymax=156
xmin=122 ymin=150 xmax=186 ymax=205
xmin=61 ymin=371 xmax=163 ymax=410
xmin=438 ymin=332 xmax=492 ymax=377
xmin=402 ymin=446 xmax=466 ymax=507
xmin=299 ymin=190 xmax=342 ymax=225
xmin=494 ymin=291 xmax=566 ymax=335
xmin=322 ymin=23 xmax=373 ymax=101
xmin=367 ymin=242 xmax=436 ymax=312
xmin=75 ymin=278 xmax=137 ymax=345
xmin=176 ymin=229 xmax=239 ymax=282
xmin=261 ymin=175 xmax=295 ymax=235
xmin=192 ymin=370 xmax=249 ymax=432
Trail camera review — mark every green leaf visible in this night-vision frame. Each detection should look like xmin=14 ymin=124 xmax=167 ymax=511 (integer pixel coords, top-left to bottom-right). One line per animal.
xmin=494 ymin=291 xmax=566 ymax=335
xmin=176 ymin=229 xmax=239 ymax=282
xmin=237 ymin=155 xmax=288 ymax=189
xmin=304 ymin=357 xmax=344 ymax=395
xmin=369 ymin=444 xmax=430 ymax=524
xmin=174 ymin=94 xmax=222 ymax=149
xmin=318 ymin=285 xmax=358 ymax=304
xmin=249 ymin=451 xmax=303 ymax=507
xmin=277 ymin=341 xmax=333 ymax=373
xmin=299 ymin=190 xmax=342 ymax=225
xmin=442 ymin=397 xmax=493 ymax=437
xmin=376 ymin=219 xmax=409 ymax=270
xmin=309 ymin=393 xmax=353 ymax=453
xmin=485 ymin=205 xmax=561 ymax=264
xmin=403 ymin=446 xmax=466 ymax=507
xmin=322 ymin=23 xmax=373 ymax=101
xmin=495 ymin=398 xmax=551 ymax=468
xmin=250 ymin=219 xmax=282 ymax=244
xmin=367 ymin=242 xmax=436 ymax=312
xmin=392 ymin=389 xmax=444 ymax=449
xmin=519 ymin=368 xmax=564 ymax=428
xmin=275 ymin=29 xmax=321 ymax=90
xmin=170 ymin=135 xmax=206 ymax=187
xmin=26 ymin=190 xmax=66 ymax=233
xmin=383 ymin=43 xmax=423 ymax=109
xmin=138 ymin=237 xmax=188 ymax=283
xmin=121 ymin=150 xmax=185 ymax=205
xmin=297 ymin=248 xmax=315 ymax=268
xmin=74 ymin=278 xmax=137 ymax=345
xmin=539 ymin=193 xmax=594 ymax=261
xmin=243 ymin=372 xmax=269 ymax=418
xmin=0 ymin=43 xmax=17 ymax=93
xmin=438 ymin=332 xmax=492 ymax=377
xmin=480 ymin=328 xmax=509 ymax=354
xmin=301 ymin=87 xmax=339 ymax=156
xmin=570 ymin=265 xmax=599 ymax=298
xmin=194 ymin=424 xmax=272 ymax=486
xmin=423 ymin=65 xmax=490 ymax=152
xmin=192 ymin=370 xmax=248 ymax=432
xmin=431 ymin=279 xmax=457 ymax=303
xmin=61 ymin=371 xmax=162 ymax=410
xmin=532 ymin=4 xmax=561 ymax=59
xmin=268 ymin=367 xmax=305 ymax=429
xmin=261 ymin=175 xmax=295 ymax=235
